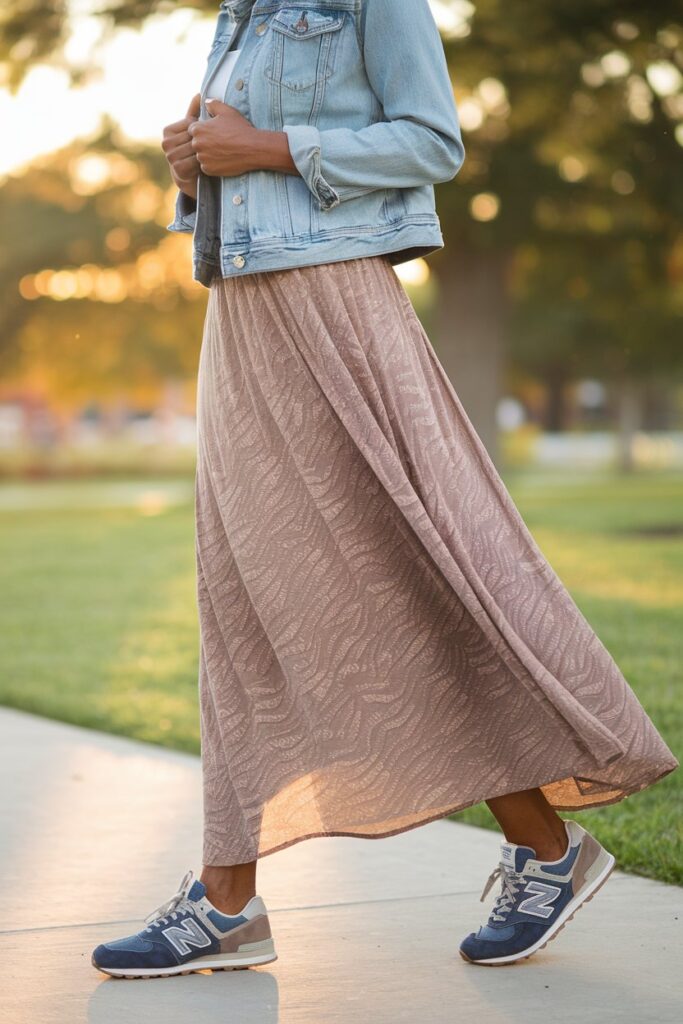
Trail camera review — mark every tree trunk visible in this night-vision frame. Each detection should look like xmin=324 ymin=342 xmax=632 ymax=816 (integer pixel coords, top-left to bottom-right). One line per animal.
xmin=544 ymin=365 xmax=568 ymax=432
xmin=615 ymin=376 xmax=642 ymax=473
xmin=432 ymin=247 xmax=509 ymax=470
xmin=641 ymin=375 xmax=675 ymax=431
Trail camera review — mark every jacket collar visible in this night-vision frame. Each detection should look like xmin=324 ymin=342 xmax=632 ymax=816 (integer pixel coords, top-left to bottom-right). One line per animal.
xmin=219 ymin=1 xmax=255 ymax=20
xmin=220 ymin=0 xmax=359 ymax=16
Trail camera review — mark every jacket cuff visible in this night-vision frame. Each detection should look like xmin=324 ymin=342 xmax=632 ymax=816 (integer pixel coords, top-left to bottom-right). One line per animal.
xmin=166 ymin=189 xmax=197 ymax=233
xmin=282 ymin=124 xmax=341 ymax=211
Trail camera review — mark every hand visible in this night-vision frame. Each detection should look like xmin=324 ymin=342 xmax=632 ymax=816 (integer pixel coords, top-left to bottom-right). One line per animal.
xmin=162 ymin=94 xmax=201 ymax=200
xmin=188 ymin=98 xmax=261 ymax=177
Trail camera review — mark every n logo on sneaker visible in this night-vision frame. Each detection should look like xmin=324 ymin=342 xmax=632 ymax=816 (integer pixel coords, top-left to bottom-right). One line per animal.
xmin=162 ymin=918 xmax=212 ymax=956
xmin=518 ymin=881 xmax=562 ymax=919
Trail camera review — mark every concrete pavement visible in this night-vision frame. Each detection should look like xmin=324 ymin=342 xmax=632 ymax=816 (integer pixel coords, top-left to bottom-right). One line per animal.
xmin=1 ymin=707 xmax=681 ymax=1024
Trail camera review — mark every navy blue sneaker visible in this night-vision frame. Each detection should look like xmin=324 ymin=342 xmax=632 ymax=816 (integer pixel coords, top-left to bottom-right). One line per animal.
xmin=92 ymin=870 xmax=277 ymax=978
xmin=459 ymin=819 xmax=615 ymax=965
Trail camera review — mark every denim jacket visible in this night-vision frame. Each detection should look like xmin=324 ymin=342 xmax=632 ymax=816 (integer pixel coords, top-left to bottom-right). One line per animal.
xmin=166 ymin=0 xmax=464 ymax=285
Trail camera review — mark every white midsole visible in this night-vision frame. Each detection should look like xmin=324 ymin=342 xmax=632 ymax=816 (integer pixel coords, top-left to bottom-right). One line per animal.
xmin=98 ymin=947 xmax=277 ymax=977
xmin=471 ymin=849 xmax=616 ymax=965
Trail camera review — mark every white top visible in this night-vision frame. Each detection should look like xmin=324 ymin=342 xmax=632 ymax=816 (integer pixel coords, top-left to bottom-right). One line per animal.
xmin=205 ymin=48 xmax=242 ymax=102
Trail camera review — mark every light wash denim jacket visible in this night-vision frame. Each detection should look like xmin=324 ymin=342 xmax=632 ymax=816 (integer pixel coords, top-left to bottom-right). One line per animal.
xmin=167 ymin=0 xmax=464 ymax=285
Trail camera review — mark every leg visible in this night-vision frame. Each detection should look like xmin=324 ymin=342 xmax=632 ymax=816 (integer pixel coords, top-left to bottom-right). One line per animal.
xmin=486 ymin=786 xmax=569 ymax=861
xmin=200 ymin=859 xmax=258 ymax=914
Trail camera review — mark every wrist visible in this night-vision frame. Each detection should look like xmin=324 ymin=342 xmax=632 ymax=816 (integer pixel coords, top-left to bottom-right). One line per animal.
xmin=250 ymin=129 xmax=298 ymax=176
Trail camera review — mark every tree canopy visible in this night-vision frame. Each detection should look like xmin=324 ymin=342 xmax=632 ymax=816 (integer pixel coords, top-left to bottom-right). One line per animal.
xmin=1 ymin=1 xmax=681 ymax=435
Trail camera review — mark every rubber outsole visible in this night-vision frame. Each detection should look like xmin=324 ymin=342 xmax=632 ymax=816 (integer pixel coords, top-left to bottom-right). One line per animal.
xmin=459 ymin=853 xmax=616 ymax=967
xmin=92 ymin=951 xmax=278 ymax=979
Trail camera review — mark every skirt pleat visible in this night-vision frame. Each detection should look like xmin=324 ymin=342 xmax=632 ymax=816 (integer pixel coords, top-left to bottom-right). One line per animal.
xmin=194 ymin=254 xmax=678 ymax=866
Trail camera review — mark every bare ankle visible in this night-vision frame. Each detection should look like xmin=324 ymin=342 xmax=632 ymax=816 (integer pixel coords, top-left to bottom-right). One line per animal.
xmin=502 ymin=821 xmax=568 ymax=862
xmin=530 ymin=825 xmax=569 ymax=862
xmin=205 ymin=888 xmax=256 ymax=914
xmin=200 ymin=862 xmax=257 ymax=915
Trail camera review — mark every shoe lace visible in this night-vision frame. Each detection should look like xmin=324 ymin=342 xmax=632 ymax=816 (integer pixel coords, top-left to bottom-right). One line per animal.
xmin=144 ymin=869 xmax=196 ymax=931
xmin=480 ymin=862 xmax=524 ymax=923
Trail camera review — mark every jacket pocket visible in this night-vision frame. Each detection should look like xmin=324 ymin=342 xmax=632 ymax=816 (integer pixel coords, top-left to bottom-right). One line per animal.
xmin=265 ymin=9 xmax=345 ymax=91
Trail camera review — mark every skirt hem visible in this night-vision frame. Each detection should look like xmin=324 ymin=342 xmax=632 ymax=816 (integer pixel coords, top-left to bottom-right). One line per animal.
xmin=202 ymin=756 xmax=679 ymax=866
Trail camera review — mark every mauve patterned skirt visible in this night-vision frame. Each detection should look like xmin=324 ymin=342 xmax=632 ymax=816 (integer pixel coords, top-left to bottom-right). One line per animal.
xmin=194 ymin=253 xmax=678 ymax=866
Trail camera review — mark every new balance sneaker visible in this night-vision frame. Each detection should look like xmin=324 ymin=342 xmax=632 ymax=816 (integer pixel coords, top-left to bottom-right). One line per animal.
xmin=92 ymin=870 xmax=277 ymax=978
xmin=459 ymin=819 xmax=615 ymax=966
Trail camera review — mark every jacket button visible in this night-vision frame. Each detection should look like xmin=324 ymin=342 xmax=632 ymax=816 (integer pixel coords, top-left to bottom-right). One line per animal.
xmin=255 ymin=23 xmax=267 ymax=35
xmin=232 ymin=194 xmax=243 ymax=205
xmin=234 ymin=78 xmax=244 ymax=90
xmin=232 ymin=255 xmax=246 ymax=268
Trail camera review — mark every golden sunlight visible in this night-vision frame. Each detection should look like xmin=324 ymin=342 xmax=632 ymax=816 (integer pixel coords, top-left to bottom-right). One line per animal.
xmin=394 ymin=259 xmax=431 ymax=287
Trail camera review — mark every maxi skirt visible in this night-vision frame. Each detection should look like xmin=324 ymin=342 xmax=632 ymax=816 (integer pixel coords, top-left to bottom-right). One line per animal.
xmin=194 ymin=253 xmax=678 ymax=866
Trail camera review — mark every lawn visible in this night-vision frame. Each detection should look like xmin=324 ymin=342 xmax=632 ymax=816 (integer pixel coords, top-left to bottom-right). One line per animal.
xmin=1 ymin=470 xmax=681 ymax=884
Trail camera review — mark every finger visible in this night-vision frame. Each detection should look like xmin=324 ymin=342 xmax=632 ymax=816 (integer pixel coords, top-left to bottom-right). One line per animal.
xmin=171 ymin=138 xmax=197 ymax=157
xmin=187 ymin=92 xmax=201 ymax=118
xmin=176 ymin=146 xmax=200 ymax=167
xmin=169 ymin=146 xmax=198 ymax=174
xmin=186 ymin=123 xmax=211 ymax=155
xmin=204 ymin=98 xmax=232 ymax=117
xmin=162 ymin=112 xmax=200 ymax=146
xmin=162 ymin=114 xmax=195 ymax=138
xmin=175 ymin=154 xmax=200 ymax=180
xmin=162 ymin=133 xmax=188 ymax=158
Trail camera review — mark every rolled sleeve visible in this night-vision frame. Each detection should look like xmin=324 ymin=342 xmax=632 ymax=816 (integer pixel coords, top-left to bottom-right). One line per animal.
xmin=166 ymin=188 xmax=197 ymax=233
xmin=281 ymin=124 xmax=341 ymax=211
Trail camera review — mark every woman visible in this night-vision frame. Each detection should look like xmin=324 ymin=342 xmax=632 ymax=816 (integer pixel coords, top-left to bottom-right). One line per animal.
xmin=92 ymin=0 xmax=678 ymax=976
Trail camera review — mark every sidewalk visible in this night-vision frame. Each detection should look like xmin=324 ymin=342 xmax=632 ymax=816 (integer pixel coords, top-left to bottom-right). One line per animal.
xmin=1 ymin=707 xmax=681 ymax=1024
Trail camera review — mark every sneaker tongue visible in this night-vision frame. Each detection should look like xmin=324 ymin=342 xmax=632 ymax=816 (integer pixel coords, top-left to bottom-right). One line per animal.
xmin=187 ymin=879 xmax=207 ymax=902
xmin=500 ymin=841 xmax=536 ymax=873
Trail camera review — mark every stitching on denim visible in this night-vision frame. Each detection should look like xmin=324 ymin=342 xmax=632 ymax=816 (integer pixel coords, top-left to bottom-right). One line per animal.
xmin=312 ymin=146 xmax=341 ymax=210
xmin=226 ymin=215 xmax=442 ymax=252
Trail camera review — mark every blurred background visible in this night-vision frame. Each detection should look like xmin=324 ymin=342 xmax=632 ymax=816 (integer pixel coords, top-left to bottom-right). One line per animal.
xmin=0 ymin=1 xmax=681 ymax=882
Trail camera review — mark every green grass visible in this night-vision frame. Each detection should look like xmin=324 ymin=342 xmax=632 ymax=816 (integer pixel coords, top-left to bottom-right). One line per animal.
xmin=1 ymin=470 xmax=681 ymax=884
xmin=0 ymin=480 xmax=201 ymax=752
xmin=448 ymin=469 xmax=683 ymax=885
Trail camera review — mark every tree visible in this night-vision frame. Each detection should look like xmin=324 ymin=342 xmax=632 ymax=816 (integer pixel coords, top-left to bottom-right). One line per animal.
xmin=435 ymin=0 xmax=683 ymax=464
xmin=2 ymin=1 xmax=681 ymax=467
xmin=0 ymin=123 xmax=205 ymax=401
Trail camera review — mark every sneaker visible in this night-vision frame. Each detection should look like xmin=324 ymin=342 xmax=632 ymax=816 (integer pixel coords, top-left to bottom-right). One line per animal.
xmin=459 ymin=819 xmax=615 ymax=966
xmin=92 ymin=870 xmax=277 ymax=978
